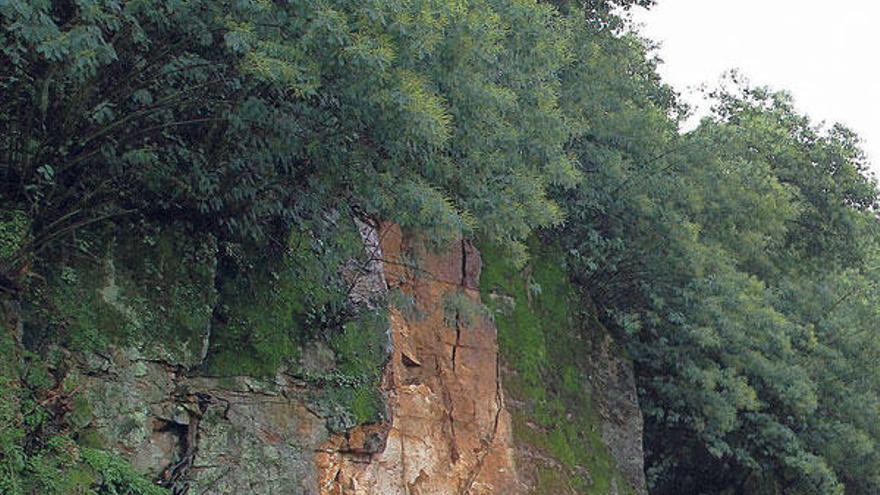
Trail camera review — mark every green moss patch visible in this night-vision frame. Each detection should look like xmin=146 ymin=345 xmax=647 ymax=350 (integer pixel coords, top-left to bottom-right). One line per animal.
xmin=205 ymin=220 xmax=365 ymax=377
xmin=480 ymin=240 xmax=635 ymax=495
xmin=204 ymin=219 xmax=390 ymax=429
xmin=324 ymin=309 xmax=389 ymax=425
xmin=204 ymin=256 xmax=306 ymax=376
xmin=36 ymin=225 xmax=217 ymax=365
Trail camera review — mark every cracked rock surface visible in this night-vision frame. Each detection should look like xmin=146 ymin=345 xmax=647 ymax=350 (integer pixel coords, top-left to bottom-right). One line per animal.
xmin=69 ymin=347 xmax=330 ymax=495
xmin=315 ymin=224 xmax=518 ymax=495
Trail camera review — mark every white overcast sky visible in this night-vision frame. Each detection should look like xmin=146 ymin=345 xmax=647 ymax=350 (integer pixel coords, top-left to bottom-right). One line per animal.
xmin=631 ymin=0 xmax=880 ymax=172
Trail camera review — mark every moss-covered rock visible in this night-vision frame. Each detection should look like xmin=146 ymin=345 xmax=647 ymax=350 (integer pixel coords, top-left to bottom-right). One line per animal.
xmin=321 ymin=308 xmax=389 ymax=429
xmin=481 ymin=240 xmax=643 ymax=495
xmin=5 ymin=216 xmax=394 ymax=493
xmin=204 ymin=258 xmax=306 ymax=376
xmin=38 ymin=225 xmax=218 ymax=367
xmin=204 ymin=217 xmax=391 ymax=431
xmin=205 ymin=219 xmax=366 ymax=377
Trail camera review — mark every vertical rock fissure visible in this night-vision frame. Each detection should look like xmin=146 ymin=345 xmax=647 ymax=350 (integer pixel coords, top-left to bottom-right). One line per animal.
xmin=452 ymin=309 xmax=462 ymax=372
xmin=314 ymin=228 xmax=522 ymax=494
xmin=460 ymin=240 xmax=468 ymax=289
xmin=459 ymin=333 xmax=506 ymax=495
xmin=436 ymin=354 xmax=461 ymax=464
xmin=451 ymin=239 xmax=468 ymax=372
xmin=399 ymin=423 xmax=409 ymax=492
xmin=201 ymin=253 xmax=227 ymax=368
xmin=164 ymin=393 xmax=209 ymax=495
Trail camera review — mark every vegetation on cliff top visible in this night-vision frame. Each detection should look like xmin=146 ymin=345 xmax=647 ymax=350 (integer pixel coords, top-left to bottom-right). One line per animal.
xmin=2 ymin=0 xmax=880 ymax=494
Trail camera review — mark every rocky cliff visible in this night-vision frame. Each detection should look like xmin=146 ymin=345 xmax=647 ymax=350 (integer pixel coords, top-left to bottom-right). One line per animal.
xmin=4 ymin=222 xmax=646 ymax=494
xmin=316 ymin=224 xmax=518 ymax=494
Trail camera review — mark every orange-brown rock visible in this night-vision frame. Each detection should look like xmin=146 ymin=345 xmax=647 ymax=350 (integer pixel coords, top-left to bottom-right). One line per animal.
xmin=316 ymin=224 xmax=519 ymax=495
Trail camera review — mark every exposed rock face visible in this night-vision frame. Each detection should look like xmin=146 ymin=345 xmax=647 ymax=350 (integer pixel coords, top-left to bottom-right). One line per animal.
xmin=68 ymin=349 xmax=329 ymax=494
xmin=32 ymin=222 xmax=648 ymax=494
xmin=316 ymin=225 xmax=519 ymax=494
xmin=54 ymin=222 xmax=518 ymax=495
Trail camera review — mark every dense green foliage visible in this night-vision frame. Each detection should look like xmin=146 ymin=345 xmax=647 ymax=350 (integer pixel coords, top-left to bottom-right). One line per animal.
xmin=3 ymin=1 xmax=880 ymax=494
xmin=556 ymin=66 xmax=880 ymax=493
xmin=0 ymin=0 xmax=584 ymax=284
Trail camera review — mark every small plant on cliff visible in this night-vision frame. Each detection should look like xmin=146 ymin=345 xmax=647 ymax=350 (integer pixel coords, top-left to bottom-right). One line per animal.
xmin=442 ymin=292 xmax=493 ymax=328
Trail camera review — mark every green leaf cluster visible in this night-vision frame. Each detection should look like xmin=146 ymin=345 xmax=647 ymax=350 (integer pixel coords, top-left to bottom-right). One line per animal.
xmin=0 ymin=0 xmax=583 ymax=279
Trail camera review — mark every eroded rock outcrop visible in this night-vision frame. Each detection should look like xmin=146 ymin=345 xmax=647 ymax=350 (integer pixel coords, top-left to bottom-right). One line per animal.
xmin=591 ymin=332 xmax=648 ymax=495
xmin=316 ymin=225 xmax=519 ymax=495
xmin=479 ymin=243 xmax=648 ymax=495
xmin=66 ymin=349 xmax=329 ymax=494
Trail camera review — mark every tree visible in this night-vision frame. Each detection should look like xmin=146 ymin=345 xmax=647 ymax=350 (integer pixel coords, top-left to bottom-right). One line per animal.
xmin=1 ymin=0 xmax=579 ymax=287
xmin=555 ymin=62 xmax=880 ymax=494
